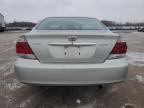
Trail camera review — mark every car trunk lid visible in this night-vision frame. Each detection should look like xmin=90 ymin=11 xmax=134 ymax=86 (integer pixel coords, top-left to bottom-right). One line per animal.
xmin=26 ymin=30 xmax=119 ymax=63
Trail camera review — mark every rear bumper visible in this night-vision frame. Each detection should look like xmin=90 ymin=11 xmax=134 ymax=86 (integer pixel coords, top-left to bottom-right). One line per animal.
xmin=14 ymin=58 xmax=128 ymax=85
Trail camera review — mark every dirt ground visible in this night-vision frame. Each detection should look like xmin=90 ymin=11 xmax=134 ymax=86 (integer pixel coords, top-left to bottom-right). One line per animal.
xmin=0 ymin=31 xmax=144 ymax=108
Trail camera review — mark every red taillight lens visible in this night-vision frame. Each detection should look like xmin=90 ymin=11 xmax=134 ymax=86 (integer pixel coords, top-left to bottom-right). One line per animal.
xmin=108 ymin=37 xmax=127 ymax=59
xmin=16 ymin=42 xmax=33 ymax=54
xmin=16 ymin=36 xmax=36 ymax=59
xmin=111 ymin=42 xmax=127 ymax=54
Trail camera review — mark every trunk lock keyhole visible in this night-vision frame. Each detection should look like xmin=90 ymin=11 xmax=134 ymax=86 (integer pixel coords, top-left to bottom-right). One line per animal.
xmin=64 ymin=46 xmax=67 ymax=55
xmin=78 ymin=46 xmax=81 ymax=55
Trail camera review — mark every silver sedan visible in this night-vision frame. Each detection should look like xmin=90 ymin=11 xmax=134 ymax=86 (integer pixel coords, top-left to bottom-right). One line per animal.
xmin=14 ymin=17 xmax=128 ymax=85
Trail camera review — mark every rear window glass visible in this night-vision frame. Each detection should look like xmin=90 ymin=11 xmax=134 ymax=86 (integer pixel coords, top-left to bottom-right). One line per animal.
xmin=36 ymin=17 xmax=107 ymax=30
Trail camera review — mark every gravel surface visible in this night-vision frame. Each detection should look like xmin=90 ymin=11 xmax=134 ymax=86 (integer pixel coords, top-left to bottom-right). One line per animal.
xmin=0 ymin=31 xmax=144 ymax=108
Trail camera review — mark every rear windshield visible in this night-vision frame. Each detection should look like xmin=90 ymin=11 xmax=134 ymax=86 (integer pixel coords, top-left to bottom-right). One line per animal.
xmin=36 ymin=17 xmax=107 ymax=30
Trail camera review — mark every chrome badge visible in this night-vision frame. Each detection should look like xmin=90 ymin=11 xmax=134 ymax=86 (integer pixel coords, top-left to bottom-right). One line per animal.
xmin=67 ymin=36 xmax=77 ymax=42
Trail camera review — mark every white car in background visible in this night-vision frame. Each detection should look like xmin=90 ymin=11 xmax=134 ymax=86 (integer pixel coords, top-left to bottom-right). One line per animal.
xmin=14 ymin=17 xmax=128 ymax=85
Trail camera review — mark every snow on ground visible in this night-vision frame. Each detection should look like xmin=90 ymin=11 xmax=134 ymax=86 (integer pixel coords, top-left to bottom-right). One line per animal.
xmin=0 ymin=60 xmax=15 ymax=80
xmin=18 ymin=96 xmax=32 ymax=108
xmin=0 ymin=78 xmax=24 ymax=91
xmin=127 ymin=51 xmax=144 ymax=67
xmin=76 ymin=99 xmax=81 ymax=104
xmin=5 ymin=79 xmax=24 ymax=91
xmin=1 ymin=47 xmax=14 ymax=53
xmin=0 ymin=62 xmax=12 ymax=71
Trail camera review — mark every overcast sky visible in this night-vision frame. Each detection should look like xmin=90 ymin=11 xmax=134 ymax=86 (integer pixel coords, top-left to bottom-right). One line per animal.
xmin=0 ymin=0 xmax=144 ymax=23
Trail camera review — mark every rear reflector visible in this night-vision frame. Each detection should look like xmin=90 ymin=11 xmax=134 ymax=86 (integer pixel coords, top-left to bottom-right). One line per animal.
xmin=16 ymin=42 xmax=33 ymax=54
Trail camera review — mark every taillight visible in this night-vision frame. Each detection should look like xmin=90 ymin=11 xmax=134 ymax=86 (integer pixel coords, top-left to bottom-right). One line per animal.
xmin=111 ymin=42 xmax=127 ymax=54
xmin=16 ymin=42 xmax=33 ymax=54
xmin=108 ymin=37 xmax=127 ymax=59
xmin=16 ymin=36 xmax=36 ymax=59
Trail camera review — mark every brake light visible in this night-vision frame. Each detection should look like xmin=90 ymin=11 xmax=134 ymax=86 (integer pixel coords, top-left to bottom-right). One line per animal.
xmin=108 ymin=37 xmax=127 ymax=59
xmin=111 ymin=42 xmax=127 ymax=54
xmin=16 ymin=42 xmax=33 ymax=54
xmin=16 ymin=36 xmax=36 ymax=59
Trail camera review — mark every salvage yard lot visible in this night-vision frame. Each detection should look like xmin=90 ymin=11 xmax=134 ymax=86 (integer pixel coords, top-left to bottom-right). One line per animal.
xmin=0 ymin=31 xmax=144 ymax=108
